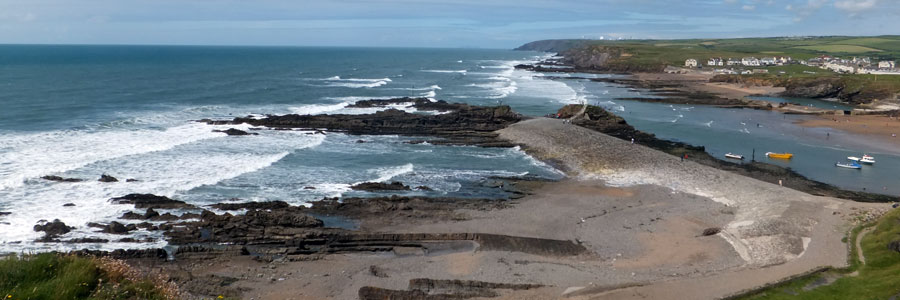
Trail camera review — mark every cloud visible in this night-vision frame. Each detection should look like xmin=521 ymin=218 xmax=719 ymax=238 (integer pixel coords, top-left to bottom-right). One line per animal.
xmin=742 ymin=5 xmax=756 ymax=10
xmin=834 ymin=0 xmax=879 ymax=16
xmin=787 ymin=0 xmax=828 ymax=20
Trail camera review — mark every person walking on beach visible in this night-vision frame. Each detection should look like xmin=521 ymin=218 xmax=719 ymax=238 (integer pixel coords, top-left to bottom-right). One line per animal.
xmin=631 ymin=137 xmax=634 ymax=144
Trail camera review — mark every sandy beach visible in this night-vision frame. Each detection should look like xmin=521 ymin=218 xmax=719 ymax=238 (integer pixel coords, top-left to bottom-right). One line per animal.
xmin=632 ymin=72 xmax=786 ymax=100
xmin=795 ymin=114 xmax=900 ymax=155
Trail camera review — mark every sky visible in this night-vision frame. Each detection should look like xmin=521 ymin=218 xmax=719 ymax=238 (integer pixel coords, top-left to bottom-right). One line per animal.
xmin=0 ymin=0 xmax=898 ymax=48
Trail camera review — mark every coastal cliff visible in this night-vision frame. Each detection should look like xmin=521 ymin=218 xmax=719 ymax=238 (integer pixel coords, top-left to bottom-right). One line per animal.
xmin=513 ymin=39 xmax=592 ymax=53
xmin=711 ymin=75 xmax=897 ymax=105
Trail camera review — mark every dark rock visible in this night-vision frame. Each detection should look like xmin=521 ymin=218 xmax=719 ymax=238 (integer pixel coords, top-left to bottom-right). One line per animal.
xmin=356 ymin=140 xmax=367 ymax=143
xmin=209 ymin=201 xmax=290 ymax=210
xmin=69 ymin=248 xmax=168 ymax=260
xmin=0 ymin=212 xmax=10 ymax=216
xmin=33 ymin=219 xmax=73 ymax=241
xmin=110 ymin=194 xmax=196 ymax=209
xmin=86 ymin=222 xmax=105 ymax=229
xmin=62 ymin=238 xmax=110 ymax=243
xmin=144 ymin=208 xmax=160 ymax=219
xmin=304 ymin=186 xmax=316 ymax=190
xmin=415 ymin=186 xmax=433 ymax=191
xmin=351 ymin=181 xmax=411 ymax=192
xmin=202 ymin=98 xmax=521 ymax=147
xmin=62 ymin=203 xmax=76 ymax=207
xmin=213 ymin=128 xmax=258 ymax=136
xmin=702 ymin=227 xmax=722 ymax=236
xmin=102 ymin=221 xmax=135 ymax=234
xmin=98 ymin=174 xmax=118 ymax=182
xmin=40 ymin=175 xmax=83 ymax=182
xmin=126 ymin=178 xmax=139 ymax=182
xmin=164 ymin=207 xmax=324 ymax=244
xmin=120 ymin=211 xmax=145 ymax=220
xmin=889 ymin=240 xmax=900 ymax=253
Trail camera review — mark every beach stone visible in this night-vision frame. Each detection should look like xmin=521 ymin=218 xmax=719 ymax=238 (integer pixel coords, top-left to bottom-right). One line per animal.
xmin=41 ymin=175 xmax=83 ymax=182
xmin=702 ymin=227 xmax=722 ymax=236
xmin=369 ymin=265 xmax=389 ymax=278
xmin=98 ymin=174 xmax=119 ymax=182
xmin=102 ymin=221 xmax=136 ymax=234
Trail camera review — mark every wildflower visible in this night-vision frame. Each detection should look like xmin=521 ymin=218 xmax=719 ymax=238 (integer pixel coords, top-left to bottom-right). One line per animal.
xmin=218 ymin=296 xmax=224 ymax=299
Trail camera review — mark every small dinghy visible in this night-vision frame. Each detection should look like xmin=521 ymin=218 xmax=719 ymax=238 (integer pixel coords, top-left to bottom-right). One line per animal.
xmin=766 ymin=152 xmax=793 ymax=159
xmin=836 ymin=161 xmax=862 ymax=169
xmin=724 ymin=153 xmax=744 ymax=160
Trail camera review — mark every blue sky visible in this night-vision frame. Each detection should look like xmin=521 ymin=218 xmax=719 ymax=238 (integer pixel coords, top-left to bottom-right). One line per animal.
xmin=0 ymin=0 xmax=897 ymax=48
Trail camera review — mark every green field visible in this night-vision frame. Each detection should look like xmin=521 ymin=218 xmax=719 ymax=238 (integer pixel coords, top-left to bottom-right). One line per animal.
xmin=735 ymin=207 xmax=900 ymax=300
xmin=793 ymin=45 xmax=883 ymax=53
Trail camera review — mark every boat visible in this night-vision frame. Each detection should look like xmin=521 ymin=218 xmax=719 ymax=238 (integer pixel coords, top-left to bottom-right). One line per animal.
xmin=765 ymin=152 xmax=793 ymax=159
xmin=724 ymin=153 xmax=744 ymax=160
xmin=836 ymin=161 xmax=862 ymax=169
xmin=848 ymin=154 xmax=875 ymax=164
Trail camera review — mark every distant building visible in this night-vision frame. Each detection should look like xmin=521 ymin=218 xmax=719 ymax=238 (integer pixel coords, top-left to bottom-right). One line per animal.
xmin=760 ymin=57 xmax=777 ymax=65
xmin=715 ymin=68 xmax=737 ymax=74
xmin=741 ymin=70 xmax=752 ymax=75
xmin=775 ymin=56 xmax=792 ymax=64
xmin=726 ymin=58 xmax=741 ymax=66
xmin=685 ymin=59 xmax=699 ymax=68
xmin=824 ymin=61 xmax=856 ymax=73
xmin=707 ymin=57 xmax=723 ymax=66
xmin=879 ymin=61 xmax=896 ymax=69
xmin=742 ymin=57 xmax=760 ymax=66
xmin=752 ymin=69 xmax=769 ymax=74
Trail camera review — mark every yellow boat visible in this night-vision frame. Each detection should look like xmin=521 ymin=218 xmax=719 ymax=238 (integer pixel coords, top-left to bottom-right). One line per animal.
xmin=766 ymin=152 xmax=793 ymax=159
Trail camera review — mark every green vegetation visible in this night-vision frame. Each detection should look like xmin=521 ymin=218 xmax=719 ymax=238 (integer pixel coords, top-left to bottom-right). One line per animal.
xmin=0 ymin=253 xmax=175 ymax=300
xmin=793 ymin=45 xmax=883 ymax=53
xmin=735 ymin=207 xmax=900 ymax=300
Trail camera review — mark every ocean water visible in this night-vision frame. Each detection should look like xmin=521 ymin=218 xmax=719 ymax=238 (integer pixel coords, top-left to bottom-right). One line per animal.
xmin=0 ymin=45 xmax=575 ymax=252
xmin=1 ymin=45 xmax=898 ymax=253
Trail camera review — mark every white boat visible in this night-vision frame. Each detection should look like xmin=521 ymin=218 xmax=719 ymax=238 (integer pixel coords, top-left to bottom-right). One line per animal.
xmin=848 ymin=154 xmax=875 ymax=164
xmin=836 ymin=161 xmax=862 ymax=169
xmin=724 ymin=153 xmax=744 ymax=160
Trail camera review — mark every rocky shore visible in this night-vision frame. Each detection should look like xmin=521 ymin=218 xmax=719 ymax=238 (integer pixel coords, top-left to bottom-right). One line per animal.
xmin=202 ymin=97 xmax=521 ymax=147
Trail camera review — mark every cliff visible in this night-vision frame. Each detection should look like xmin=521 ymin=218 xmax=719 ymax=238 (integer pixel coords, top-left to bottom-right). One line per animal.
xmin=710 ymin=75 xmax=897 ymax=106
xmin=514 ymin=39 xmax=593 ymax=53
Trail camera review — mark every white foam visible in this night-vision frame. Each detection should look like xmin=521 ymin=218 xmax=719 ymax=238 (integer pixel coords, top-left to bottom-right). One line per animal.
xmin=370 ymin=163 xmax=415 ymax=183
xmin=0 ymin=122 xmax=227 ymax=190
xmin=314 ymin=76 xmax=393 ymax=88
xmin=289 ymin=102 xmax=351 ymax=115
xmin=0 ymin=129 xmax=326 ymax=252
xmin=421 ymin=69 xmax=467 ymax=74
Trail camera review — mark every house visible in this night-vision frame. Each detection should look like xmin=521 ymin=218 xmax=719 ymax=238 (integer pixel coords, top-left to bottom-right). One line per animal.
xmin=685 ymin=59 xmax=699 ymax=68
xmin=740 ymin=70 xmax=752 ymax=75
xmin=726 ymin=58 xmax=741 ymax=66
xmin=776 ymin=56 xmax=792 ymax=64
xmin=715 ymin=68 xmax=737 ymax=74
xmin=879 ymin=61 xmax=896 ymax=69
xmin=824 ymin=61 xmax=856 ymax=73
xmin=753 ymin=69 xmax=769 ymax=74
xmin=707 ymin=57 xmax=723 ymax=66
xmin=741 ymin=57 xmax=760 ymax=66
xmin=760 ymin=57 xmax=777 ymax=65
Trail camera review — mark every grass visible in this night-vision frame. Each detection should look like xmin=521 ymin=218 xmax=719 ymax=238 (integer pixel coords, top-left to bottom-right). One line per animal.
xmin=793 ymin=45 xmax=883 ymax=53
xmin=0 ymin=253 xmax=176 ymax=300
xmin=734 ymin=207 xmax=900 ymax=299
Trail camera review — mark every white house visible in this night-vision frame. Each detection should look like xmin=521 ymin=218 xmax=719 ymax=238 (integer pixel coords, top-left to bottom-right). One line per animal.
xmin=742 ymin=57 xmax=760 ymax=66
xmin=760 ymin=57 xmax=777 ymax=65
xmin=685 ymin=59 xmax=699 ymax=68
xmin=726 ymin=58 xmax=741 ymax=66
xmin=879 ymin=61 xmax=896 ymax=69
xmin=776 ymin=56 xmax=792 ymax=64
xmin=824 ymin=61 xmax=856 ymax=73
xmin=707 ymin=58 xmax=723 ymax=66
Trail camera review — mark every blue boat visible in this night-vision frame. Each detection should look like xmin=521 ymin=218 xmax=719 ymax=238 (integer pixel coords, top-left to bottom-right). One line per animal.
xmin=835 ymin=161 xmax=862 ymax=169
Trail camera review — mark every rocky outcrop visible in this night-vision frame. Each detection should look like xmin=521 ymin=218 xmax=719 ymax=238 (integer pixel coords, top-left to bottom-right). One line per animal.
xmin=110 ymin=194 xmax=196 ymax=209
xmin=350 ymin=181 xmax=411 ymax=192
xmin=164 ymin=207 xmax=324 ymax=244
xmin=213 ymin=128 xmax=257 ymax=136
xmin=33 ymin=219 xmax=73 ymax=241
xmin=202 ymin=98 xmax=521 ymax=147
xmin=102 ymin=221 xmax=136 ymax=234
xmin=209 ymin=201 xmax=290 ymax=210
xmin=41 ymin=175 xmax=83 ymax=182
xmin=359 ymin=278 xmax=545 ymax=300
xmin=98 ymin=174 xmax=119 ymax=182
xmin=889 ymin=240 xmax=900 ymax=253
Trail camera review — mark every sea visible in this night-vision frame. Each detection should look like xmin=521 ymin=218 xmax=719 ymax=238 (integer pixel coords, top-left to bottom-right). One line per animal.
xmin=1 ymin=45 xmax=898 ymax=253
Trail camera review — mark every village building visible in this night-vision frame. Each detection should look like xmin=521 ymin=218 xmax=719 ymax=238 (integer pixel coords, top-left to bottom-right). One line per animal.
xmin=741 ymin=57 xmax=760 ymax=66
xmin=707 ymin=57 xmax=723 ymax=66
xmin=685 ymin=58 xmax=699 ymax=68
xmin=775 ymin=56 xmax=792 ymax=65
xmin=752 ymin=69 xmax=769 ymax=74
xmin=760 ymin=57 xmax=777 ymax=65
xmin=726 ymin=58 xmax=741 ymax=66
xmin=879 ymin=61 xmax=896 ymax=69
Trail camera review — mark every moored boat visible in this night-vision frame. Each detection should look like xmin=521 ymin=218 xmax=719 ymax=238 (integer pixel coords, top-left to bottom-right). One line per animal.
xmin=725 ymin=153 xmax=744 ymax=160
xmin=836 ymin=161 xmax=862 ymax=169
xmin=765 ymin=152 xmax=793 ymax=159
xmin=848 ymin=154 xmax=875 ymax=164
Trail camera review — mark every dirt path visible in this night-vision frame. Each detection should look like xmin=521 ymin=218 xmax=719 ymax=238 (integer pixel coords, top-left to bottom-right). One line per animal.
xmin=857 ymin=227 xmax=874 ymax=265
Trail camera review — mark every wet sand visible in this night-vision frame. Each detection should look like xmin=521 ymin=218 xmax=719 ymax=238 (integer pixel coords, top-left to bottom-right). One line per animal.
xmin=632 ymin=72 xmax=785 ymax=100
xmin=796 ymin=114 xmax=900 ymax=151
